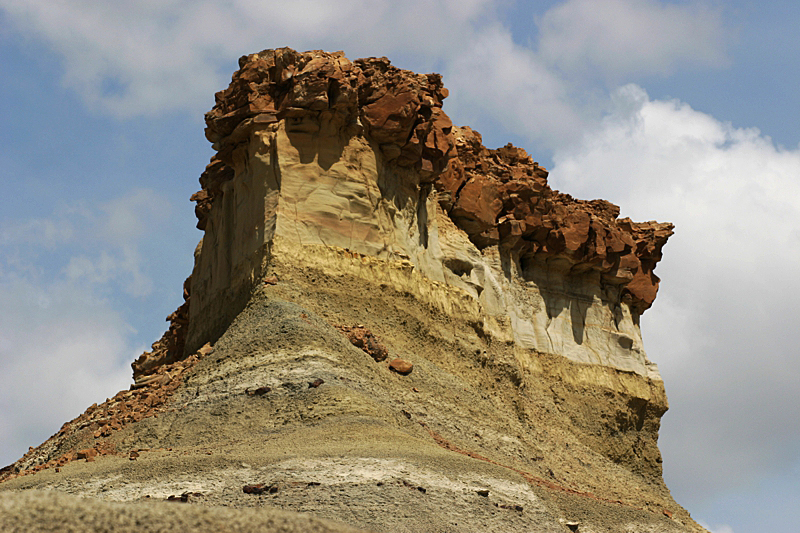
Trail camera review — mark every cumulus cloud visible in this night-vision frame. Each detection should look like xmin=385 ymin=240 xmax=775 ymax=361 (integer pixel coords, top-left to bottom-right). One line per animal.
xmin=0 ymin=277 xmax=133 ymax=467
xmin=443 ymin=24 xmax=591 ymax=148
xmin=0 ymin=0 xmax=499 ymax=117
xmin=101 ymin=189 xmax=171 ymax=243
xmin=537 ymin=0 xmax=728 ymax=81
xmin=551 ymin=85 xmax=800 ymax=503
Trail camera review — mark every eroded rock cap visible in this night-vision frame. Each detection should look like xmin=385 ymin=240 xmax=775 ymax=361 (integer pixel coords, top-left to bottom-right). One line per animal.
xmin=196 ymin=47 xmax=673 ymax=315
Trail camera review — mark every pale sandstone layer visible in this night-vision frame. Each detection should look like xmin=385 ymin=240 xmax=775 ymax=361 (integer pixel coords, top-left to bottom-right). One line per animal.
xmin=185 ymin=47 xmax=672 ymax=379
xmin=1 ymin=49 xmax=702 ymax=532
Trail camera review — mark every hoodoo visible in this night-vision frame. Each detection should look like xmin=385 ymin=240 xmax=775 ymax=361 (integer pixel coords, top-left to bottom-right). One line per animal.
xmin=1 ymin=49 xmax=703 ymax=532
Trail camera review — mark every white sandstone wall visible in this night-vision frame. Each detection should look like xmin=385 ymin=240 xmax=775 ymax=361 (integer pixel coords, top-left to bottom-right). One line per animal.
xmin=188 ymin=121 xmax=661 ymax=381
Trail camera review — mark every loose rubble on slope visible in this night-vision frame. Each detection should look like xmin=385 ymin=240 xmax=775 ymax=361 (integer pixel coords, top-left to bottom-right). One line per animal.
xmin=0 ymin=343 xmax=212 ymax=482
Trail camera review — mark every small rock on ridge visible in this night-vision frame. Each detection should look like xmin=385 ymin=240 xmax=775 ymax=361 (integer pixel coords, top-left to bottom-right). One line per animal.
xmin=389 ymin=358 xmax=413 ymax=375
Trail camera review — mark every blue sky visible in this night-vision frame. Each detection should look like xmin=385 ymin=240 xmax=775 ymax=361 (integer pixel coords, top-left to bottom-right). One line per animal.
xmin=1 ymin=2 xmax=798 ymax=532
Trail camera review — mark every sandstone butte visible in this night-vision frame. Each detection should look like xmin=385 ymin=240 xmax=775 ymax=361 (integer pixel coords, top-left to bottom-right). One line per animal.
xmin=0 ymin=48 xmax=703 ymax=533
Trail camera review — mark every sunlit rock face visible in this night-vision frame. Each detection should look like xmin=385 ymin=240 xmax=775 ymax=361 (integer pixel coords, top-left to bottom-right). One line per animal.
xmin=4 ymin=49 xmax=706 ymax=533
xmin=187 ymin=47 xmax=673 ymax=380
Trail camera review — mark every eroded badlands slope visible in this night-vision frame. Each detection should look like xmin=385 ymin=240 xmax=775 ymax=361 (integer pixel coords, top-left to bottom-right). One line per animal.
xmin=1 ymin=48 xmax=702 ymax=533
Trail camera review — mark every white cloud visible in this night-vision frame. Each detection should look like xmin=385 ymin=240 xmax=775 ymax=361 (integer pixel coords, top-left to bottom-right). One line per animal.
xmin=537 ymin=0 xmax=728 ymax=81
xmin=65 ymin=247 xmax=153 ymax=298
xmin=0 ymin=217 xmax=75 ymax=250
xmin=0 ymin=0 xmax=727 ymax=152
xmin=551 ymin=85 xmax=800 ymax=503
xmin=0 ymin=277 xmax=132 ymax=467
xmin=101 ymin=189 xmax=171 ymax=242
xmin=0 ymin=188 xmax=174 ymax=465
xmin=0 ymin=0 xmax=499 ymax=117
xmin=0 ymin=189 xmax=168 ymax=298
xmin=443 ymin=24 xmax=591 ymax=148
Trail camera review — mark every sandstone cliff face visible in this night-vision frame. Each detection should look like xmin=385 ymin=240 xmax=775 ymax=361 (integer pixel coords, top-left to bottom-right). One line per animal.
xmin=1 ymin=49 xmax=702 ymax=533
xmin=185 ymin=48 xmax=673 ymax=376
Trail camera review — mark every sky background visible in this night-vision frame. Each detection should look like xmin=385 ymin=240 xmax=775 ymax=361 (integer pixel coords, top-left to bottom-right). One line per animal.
xmin=1 ymin=1 xmax=798 ymax=531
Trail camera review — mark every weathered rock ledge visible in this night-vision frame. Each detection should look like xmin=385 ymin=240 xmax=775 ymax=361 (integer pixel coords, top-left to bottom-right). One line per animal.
xmin=200 ymin=47 xmax=672 ymax=313
xmin=174 ymin=47 xmax=674 ymax=380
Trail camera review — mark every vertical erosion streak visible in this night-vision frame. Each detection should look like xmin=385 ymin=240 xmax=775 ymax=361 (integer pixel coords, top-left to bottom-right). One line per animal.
xmin=418 ymin=184 xmax=430 ymax=249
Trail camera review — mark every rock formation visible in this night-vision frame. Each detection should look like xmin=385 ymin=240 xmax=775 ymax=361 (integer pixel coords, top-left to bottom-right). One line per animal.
xmin=1 ymin=48 xmax=703 ymax=533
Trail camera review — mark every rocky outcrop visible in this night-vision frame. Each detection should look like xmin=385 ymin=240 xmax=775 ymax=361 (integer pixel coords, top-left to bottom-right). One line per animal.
xmin=194 ymin=47 xmax=670 ymax=320
xmin=204 ymin=48 xmax=453 ymax=178
xmin=2 ymin=49 xmax=704 ymax=533
xmin=138 ymin=46 xmax=672 ymax=381
xmin=438 ymin=127 xmax=673 ymax=314
xmin=130 ymin=276 xmax=191 ymax=380
xmin=183 ymin=47 xmax=672 ymax=378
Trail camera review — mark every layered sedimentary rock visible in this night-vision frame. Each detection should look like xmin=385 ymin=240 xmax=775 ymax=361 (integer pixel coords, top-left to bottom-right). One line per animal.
xmin=183 ymin=47 xmax=672 ymax=377
xmin=1 ymin=49 xmax=702 ymax=533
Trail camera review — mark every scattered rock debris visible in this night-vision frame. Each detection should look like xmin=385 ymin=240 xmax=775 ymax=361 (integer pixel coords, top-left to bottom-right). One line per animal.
xmin=243 ymin=484 xmax=268 ymax=495
xmin=1 ymin=345 xmax=209 ymax=482
xmin=243 ymin=483 xmax=281 ymax=495
xmin=389 ymin=358 xmax=413 ymax=375
xmin=566 ymin=521 xmax=580 ymax=532
xmin=401 ymin=480 xmax=427 ymax=493
xmin=129 ymin=277 xmax=196 ymax=380
xmin=167 ymin=492 xmax=201 ymax=503
xmin=243 ymin=481 xmax=321 ymax=495
xmin=197 ymin=343 xmax=214 ymax=357
xmin=476 ymin=490 xmax=490 ymax=497
xmin=76 ymin=449 xmax=98 ymax=462
xmin=308 ymin=378 xmax=325 ymax=388
xmin=494 ymin=502 xmax=523 ymax=512
xmin=246 ymin=386 xmax=272 ymax=396
xmin=263 ymin=275 xmax=279 ymax=285
xmin=335 ymin=325 xmax=388 ymax=362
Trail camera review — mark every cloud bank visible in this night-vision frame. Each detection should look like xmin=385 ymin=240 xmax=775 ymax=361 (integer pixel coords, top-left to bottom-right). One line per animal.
xmin=538 ymin=0 xmax=728 ymax=81
xmin=551 ymin=85 xmax=800 ymax=503
xmin=0 ymin=277 xmax=132 ymax=462
xmin=0 ymin=0 xmax=727 ymax=143
xmin=0 ymin=0 xmax=499 ymax=117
